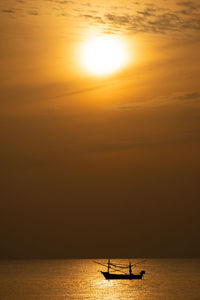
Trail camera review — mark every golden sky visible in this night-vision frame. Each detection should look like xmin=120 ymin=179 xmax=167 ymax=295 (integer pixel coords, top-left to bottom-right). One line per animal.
xmin=0 ymin=0 xmax=200 ymax=258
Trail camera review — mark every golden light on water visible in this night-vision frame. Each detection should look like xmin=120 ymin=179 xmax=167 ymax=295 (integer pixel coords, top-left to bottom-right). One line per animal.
xmin=81 ymin=35 xmax=129 ymax=75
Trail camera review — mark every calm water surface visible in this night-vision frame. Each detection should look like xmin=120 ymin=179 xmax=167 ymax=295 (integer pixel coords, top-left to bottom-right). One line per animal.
xmin=0 ymin=259 xmax=200 ymax=299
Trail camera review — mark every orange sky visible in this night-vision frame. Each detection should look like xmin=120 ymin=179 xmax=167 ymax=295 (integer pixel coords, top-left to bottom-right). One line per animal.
xmin=0 ymin=0 xmax=200 ymax=258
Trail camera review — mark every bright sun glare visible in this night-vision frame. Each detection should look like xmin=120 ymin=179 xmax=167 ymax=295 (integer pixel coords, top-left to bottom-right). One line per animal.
xmin=81 ymin=35 xmax=128 ymax=75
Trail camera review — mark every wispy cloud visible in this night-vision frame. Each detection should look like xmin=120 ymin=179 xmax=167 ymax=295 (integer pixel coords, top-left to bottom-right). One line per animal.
xmin=1 ymin=0 xmax=199 ymax=35
xmin=172 ymin=91 xmax=200 ymax=101
xmin=1 ymin=9 xmax=15 ymax=14
xmin=28 ymin=10 xmax=39 ymax=16
xmin=45 ymin=0 xmax=73 ymax=4
xmin=106 ymin=10 xmax=198 ymax=34
xmin=176 ymin=1 xmax=199 ymax=11
xmin=1 ymin=0 xmax=200 ymax=34
xmin=114 ymin=91 xmax=200 ymax=111
xmin=81 ymin=1 xmax=200 ymax=35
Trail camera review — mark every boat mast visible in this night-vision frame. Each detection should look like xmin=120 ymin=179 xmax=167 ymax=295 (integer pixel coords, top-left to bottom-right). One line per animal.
xmin=108 ymin=259 xmax=110 ymax=274
xmin=129 ymin=262 xmax=132 ymax=275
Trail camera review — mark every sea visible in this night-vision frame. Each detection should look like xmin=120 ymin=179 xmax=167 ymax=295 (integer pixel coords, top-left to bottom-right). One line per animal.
xmin=0 ymin=259 xmax=200 ymax=300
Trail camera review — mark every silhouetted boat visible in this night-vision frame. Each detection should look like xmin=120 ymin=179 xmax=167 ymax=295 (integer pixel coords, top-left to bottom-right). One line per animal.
xmin=94 ymin=259 xmax=146 ymax=280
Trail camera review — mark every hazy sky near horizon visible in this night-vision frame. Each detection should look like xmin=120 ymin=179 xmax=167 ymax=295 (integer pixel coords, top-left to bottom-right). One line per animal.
xmin=0 ymin=0 xmax=200 ymax=258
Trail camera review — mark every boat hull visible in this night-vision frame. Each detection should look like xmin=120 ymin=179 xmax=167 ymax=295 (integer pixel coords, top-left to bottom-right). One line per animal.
xmin=101 ymin=271 xmax=145 ymax=280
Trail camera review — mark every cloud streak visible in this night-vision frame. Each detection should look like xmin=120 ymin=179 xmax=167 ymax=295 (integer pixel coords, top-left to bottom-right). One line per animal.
xmin=114 ymin=91 xmax=200 ymax=111
xmin=1 ymin=9 xmax=15 ymax=14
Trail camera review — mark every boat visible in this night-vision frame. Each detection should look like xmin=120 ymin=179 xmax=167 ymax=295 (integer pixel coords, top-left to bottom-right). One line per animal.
xmin=94 ymin=259 xmax=146 ymax=280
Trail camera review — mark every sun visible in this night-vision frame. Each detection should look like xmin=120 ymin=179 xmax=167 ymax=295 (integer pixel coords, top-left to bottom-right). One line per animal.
xmin=81 ymin=35 xmax=128 ymax=75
